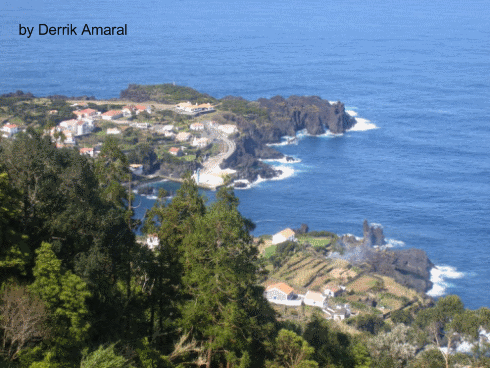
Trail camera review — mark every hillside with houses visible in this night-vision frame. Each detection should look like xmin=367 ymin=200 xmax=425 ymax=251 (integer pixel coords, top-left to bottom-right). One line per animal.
xmin=257 ymin=224 xmax=434 ymax=328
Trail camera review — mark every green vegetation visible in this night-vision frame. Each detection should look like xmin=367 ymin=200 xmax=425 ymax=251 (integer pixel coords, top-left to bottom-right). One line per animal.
xmin=2 ymin=98 xmax=490 ymax=368
xmin=263 ymin=244 xmax=277 ymax=259
xmin=217 ymin=99 xmax=269 ymax=120
xmin=120 ymin=84 xmax=218 ymax=104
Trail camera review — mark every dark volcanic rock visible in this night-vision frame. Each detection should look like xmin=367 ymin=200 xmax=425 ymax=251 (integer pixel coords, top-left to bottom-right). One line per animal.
xmin=158 ymin=160 xmax=200 ymax=179
xmin=218 ymin=94 xmax=357 ymax=183
xmin=257 ymin=95 xmax=357 ymax=136
xmin=363 ymin=220 xmax=386 ymax=246
xmin=368 ymin=248 xmax=434 ymax=293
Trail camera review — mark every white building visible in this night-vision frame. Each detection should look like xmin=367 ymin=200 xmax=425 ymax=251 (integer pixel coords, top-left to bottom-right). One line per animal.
xmin=191 ymin=137 xmax=210 ymax=148
xmin=304 ymin=291 xmax=327 ymax=308
xmin=190 ymin=122 xmax=204 ymax=131
xmin=272 ymin=228 xmax=296 ymax=245
xmin=1 ymin=123 xmax=19 ymax=138
xmin=217 ymin=124 xmax=238 ymax=135
xmin=175 ymin=132 xmax=192 ymax=142
xmin=146 ymin=234 xmax=159 ymax=250
xmin=101 ymin=110 xmax=123 ymax=121
xmin=107 ymin=128 xmax=121 ymax=135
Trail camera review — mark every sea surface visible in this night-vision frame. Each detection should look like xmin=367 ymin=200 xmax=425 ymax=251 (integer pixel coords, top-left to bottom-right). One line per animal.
xmin=2 ymin=0 xmax=490 ymax=309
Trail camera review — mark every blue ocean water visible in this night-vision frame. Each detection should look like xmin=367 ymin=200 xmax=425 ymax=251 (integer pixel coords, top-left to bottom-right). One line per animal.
xmin=2 ymin=0 xmax=490 ymax=309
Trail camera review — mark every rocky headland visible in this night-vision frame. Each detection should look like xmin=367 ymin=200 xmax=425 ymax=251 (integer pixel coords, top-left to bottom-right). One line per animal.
xmin=338 ymin=220 xmax=434 ymax=294
xmin=218 ymin=95 xmax=357 ymax=183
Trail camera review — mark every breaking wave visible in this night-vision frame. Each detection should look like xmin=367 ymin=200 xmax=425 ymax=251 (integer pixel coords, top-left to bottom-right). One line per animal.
xmin=349 ymin=117 xmax=379 ymax=131
xmin=427 ymin=265 xmax=465 ymax=297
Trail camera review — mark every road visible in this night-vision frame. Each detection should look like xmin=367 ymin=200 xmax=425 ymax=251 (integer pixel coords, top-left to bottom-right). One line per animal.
xmin=194 ymin=122 xmax=236 ymax=188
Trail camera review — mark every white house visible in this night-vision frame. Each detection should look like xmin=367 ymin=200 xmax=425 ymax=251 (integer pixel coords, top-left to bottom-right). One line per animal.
xmin=146 ymin=234 xmax=159 ymax=250
xmin=73 ymin=108 xmax=98 ymax=119
xmin=79 ymin=147 xmax=94 ymax=157
xmin=107 ymin=128 xmax=121 ymax=135
xmin=61 ymin=130 xmax=75 ymax=145
xmin=272 ymin=228 xmax=296 ymax=245
xmin=101 ymin=110 xmax=123 ymax=121
xmin=175 ymin=102 xmax=215 ymax=113
xmin=304 ymin=291 xmax=327 ymax=308
xmin=217 ymin=124 xmax=238 ymax=135
xmin=1 ymin=123 xmax=19 ymax=138
xmin=135 ymin=105 xmax=151 ymax=114
xmin=169 ymin=147 xmax=183 ymax=157
xmin=190 ymin=122 xmax=204 ymax=131
xmin=191 ymin=137 xmax=210 ymax=148
xmin=175 ymin=132 xmax=192 ymax=142
xmin=264 ymin=282 xmax=296 ymax=301
xmin=323 ymin=284 xmax=344 ymax=298
xmin=323 ymin=304 xmax=351 ymax=321
xmin=76 ymin=120 xmax=91 ymax=135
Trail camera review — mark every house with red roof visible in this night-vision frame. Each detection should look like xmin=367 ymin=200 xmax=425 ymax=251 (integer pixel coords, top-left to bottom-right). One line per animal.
xmin=101 ymin=110 xmax=123 ymax=121
xmin=79 ymin=147 xmax=94 ymax=157
xmin=169 ymin=147 xmax=183 ymax=157
xmin=1 ymin=123 xmax=19 ymax=138
xmin=74 ymin=108 xmax=98 ymax=119
xmin=264 ymin=282 xmax=297 ymax=301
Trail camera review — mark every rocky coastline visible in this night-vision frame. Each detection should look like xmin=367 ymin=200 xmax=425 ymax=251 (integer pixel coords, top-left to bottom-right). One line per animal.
xmin=219 ymin=95 xmax=357 ymax=184
xmin=338 ymin=221 xmax=434 ymax=294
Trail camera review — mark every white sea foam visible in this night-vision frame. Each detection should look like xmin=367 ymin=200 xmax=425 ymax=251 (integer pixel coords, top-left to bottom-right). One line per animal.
xmin=261 ymin=157 xmax=301 ymax=164
xmin=385 ymin=238 xmax=406 ymax=248
xmin=146 ymin=195 xmax=158 ymax=200
xmin=346 ymin=110 xmax=358 ymax=117
xmin=427 ymin=265 xmax=465 ymax=297
xmin=317 ymin=131 xmax=343 ymax=138
xmin=238 ymin=165 xmax=296 ymax=189
xmin=348 ymin=117 xmax=379 ymax=131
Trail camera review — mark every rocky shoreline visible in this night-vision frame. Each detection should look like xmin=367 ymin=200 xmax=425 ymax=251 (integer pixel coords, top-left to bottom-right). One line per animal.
xmin=218 ymin=95 xmax=357 ymax=185
xmin=338 ymin=221 xmax=434 ymax=294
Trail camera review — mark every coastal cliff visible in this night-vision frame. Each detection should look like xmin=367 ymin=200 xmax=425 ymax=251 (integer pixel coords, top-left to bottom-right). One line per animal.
xmin=218 ymin=95 xmax=357 ymax=182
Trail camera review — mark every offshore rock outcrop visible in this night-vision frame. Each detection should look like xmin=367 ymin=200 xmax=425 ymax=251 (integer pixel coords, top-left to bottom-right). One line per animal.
xmin=363 ymin=220 xmax=386 ymax=246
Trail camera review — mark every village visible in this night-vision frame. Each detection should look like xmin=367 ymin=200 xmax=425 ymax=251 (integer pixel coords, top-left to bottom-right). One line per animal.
xmin=0 ymin=99 xmax=238 ymax=188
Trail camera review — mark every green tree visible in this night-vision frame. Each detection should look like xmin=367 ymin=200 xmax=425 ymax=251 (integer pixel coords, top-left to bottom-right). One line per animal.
xmin=303 ymin=314 xmax=356 ymax=368
xmin=415 ymin=295 xmax=465 ymax=368
xmin=29 ymin=242 xmax=91 ymax=366
xmin=94 ymin=135 xmax=130 ymax=207
xmin=370 ymin=324 xmax=416 ymax=368
xmin=0 ymin=171 xmax=30 ymax=283
xmin=80 ymin=344 xmax=135 ymax=368
xmin=178 ymin=186 xmax=276 ymax=368
xmin=266 ymin=329 xmax=318 ymax=368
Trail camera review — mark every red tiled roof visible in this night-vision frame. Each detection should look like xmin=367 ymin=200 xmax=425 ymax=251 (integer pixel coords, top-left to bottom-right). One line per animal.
xmin=102 ymin=110 xmax=122 ymax=116
xmin=266 ymin=282 xmax=294 ymax=295
xmin=135 ymin=105 xmax=147 ymax=110
xmin=4 ymin=123 xmax=18 ymax=129
xmin=169 ymin=147 xmax=180 ymax=153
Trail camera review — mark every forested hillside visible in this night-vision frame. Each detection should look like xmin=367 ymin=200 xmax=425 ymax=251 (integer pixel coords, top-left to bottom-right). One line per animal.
xmin=1 ymin=131 xmax=490 ymax=368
